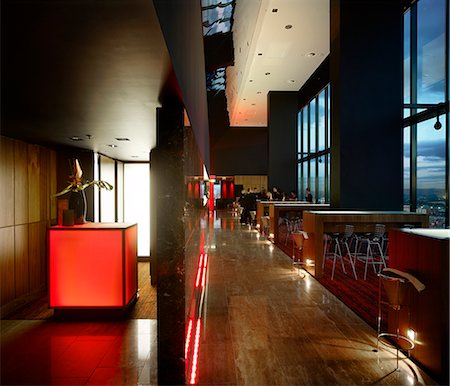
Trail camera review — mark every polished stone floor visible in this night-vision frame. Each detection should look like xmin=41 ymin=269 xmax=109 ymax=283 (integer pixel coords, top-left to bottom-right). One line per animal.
xmin=197 ymin=211 xmax=436 ymax=385
xmin=1 ymin=210 xmax=436 ymax=385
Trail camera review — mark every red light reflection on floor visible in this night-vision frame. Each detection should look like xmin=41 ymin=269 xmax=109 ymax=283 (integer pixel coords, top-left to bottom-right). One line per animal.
xmin=186 ymin=233 xmax=209 ymax=384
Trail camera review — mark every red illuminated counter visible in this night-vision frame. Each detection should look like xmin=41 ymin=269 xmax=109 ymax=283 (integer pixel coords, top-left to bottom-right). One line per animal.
xmin=49 ymin=223 xmax=138 ymax=309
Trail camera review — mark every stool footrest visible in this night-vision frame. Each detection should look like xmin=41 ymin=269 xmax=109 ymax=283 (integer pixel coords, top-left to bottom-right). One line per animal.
xmin=377 ymin=332 xmax=415 ymax=351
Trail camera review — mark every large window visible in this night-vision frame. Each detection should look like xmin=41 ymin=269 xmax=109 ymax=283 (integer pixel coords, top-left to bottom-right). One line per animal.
xmin=297 ymin=84 xmax=331 ymax=203
xmin=403 ymin=0 xmax=449 ymax=228
xmin=94 ymin=155 xmax=151 ymax=256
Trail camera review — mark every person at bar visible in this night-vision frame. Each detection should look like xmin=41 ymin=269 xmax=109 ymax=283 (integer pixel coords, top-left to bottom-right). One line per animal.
xmin=305 ymin=187 xmax=313 ymax=203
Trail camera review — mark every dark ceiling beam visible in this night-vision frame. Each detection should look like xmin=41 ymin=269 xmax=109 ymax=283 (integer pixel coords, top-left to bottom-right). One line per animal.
xmin=153 ymin=0 xmax=210 ymax=168
xmin=204 ymin=32 xmax=235 ymax=72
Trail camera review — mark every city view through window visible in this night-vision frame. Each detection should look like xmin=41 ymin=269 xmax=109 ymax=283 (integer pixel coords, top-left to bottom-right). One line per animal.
xmin=403 ymin=0 xmax=448 ymax=228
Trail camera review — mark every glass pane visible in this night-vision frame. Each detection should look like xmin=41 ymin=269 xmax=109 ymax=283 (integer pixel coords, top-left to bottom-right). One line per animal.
xmin=309 ymin=159 xmax=316 ymax=203
xmin=310 ymin=99 xmax=316 ymax=153
xmin=318 ymin=156 xmax=325 ymax=203
xmin=326 ymin=154 xmax=331 ymax=204
xmin=416 ymin=119 xmax=446 ymax=228
xmin=302 ymin=162 xmax=308 ymax=199
xmin=318 ymin=89 xmax=326 ymax=151
xmin=303 ymin=107 xmax=308 ymax=157
xmin=417 ymin=0 xmax=446 ymax=104
xmin=124 ymin=164 xmax=150 ymax=256
xmin=404 ymin=9 xmax=411 ymax=118
xmin=99 ymin=156 xmax=115 ymax=223
xmin=327 ymin=84 xmax=331 ymax=148
xmin=297 ymin=111 xmax=302 ymax=158
xmin=117 ymin=161 xmax=124 ymax=222
xmin=403 ymin=127 xmax=410 ymax=211
xmin=298 ymin=162 xmax=302 ymax=197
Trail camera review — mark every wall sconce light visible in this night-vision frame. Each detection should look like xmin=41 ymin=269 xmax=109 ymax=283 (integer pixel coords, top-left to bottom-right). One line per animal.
xmin=434 ymin=114 xmax=442 ymax=130
xmin=407 ymin=328 xmax=416 ymax=343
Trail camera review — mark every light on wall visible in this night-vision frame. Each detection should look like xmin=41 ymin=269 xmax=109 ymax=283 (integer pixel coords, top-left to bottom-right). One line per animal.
xmin=434 ymin=114 xmax=442 ymax=130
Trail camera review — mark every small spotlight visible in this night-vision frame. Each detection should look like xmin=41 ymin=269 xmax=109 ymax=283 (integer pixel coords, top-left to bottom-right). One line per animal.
xmin=285 ymin=25 xmax=293 ymax=29
xmin=70 ymin=136 xmax=83 ymax=141
xmin=434 ymin=115 xmax=442 ymax=130
xmin=407 ymin=329 xmax=416 ymax=342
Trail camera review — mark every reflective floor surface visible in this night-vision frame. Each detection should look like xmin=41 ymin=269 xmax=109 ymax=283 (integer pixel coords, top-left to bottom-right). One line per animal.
xmin=196 ymin=210 xmax=437 ymax=385
xmin=1 ymin=210 xmax=437 ymax=385
xmin=1 ymin=319 xmax=156 ymax=385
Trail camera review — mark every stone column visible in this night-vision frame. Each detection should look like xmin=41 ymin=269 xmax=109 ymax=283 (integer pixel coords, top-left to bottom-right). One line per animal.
xmin=330 ymin=0 xmax=403 ymax=210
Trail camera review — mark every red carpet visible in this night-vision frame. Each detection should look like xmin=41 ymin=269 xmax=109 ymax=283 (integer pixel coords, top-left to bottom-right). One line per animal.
xmin=276 ymin=228 xmax=388 ymax=331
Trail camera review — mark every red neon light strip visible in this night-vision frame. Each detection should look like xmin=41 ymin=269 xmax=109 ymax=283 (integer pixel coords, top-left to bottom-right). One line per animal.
xmin=185 ymin=318 xmax=193 ymax=359
xmin=198 ymin=253 xmax=204 ymax=267
xmin=189 ymin=319 xmax=202 ymax=384
xmin=195 ymin=266 xmax=202 ymax=288
xmin=201 ymin=265 xmax=207 ymax=288
xmin=203 ymin=253 xmax=208 ymax=268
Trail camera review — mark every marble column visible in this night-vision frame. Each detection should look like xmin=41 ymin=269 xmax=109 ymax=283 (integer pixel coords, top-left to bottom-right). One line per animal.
xmin=151 ymin=101 xmax=185 ymax=385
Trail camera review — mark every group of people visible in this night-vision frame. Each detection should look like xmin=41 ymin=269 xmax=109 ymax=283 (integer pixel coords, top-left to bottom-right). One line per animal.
xmin=263 ymin=186 xmax=313 ymax=203
xmin=237 ymin=186 xmax=314 ymax=224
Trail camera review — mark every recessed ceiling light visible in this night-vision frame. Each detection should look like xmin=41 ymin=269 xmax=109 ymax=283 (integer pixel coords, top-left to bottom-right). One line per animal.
xmin=288 ymin=79 xmax=295 ymax=83
xmin=285 ymin=24 xmax=293 ymax=29
xmin=306 ymin=52 xmax=316 ymax=57
xmin=249 ymin=79 xmax=253 ymax=82
xmin=131 ymin=155 xmax=139 ymax=158
xmin=70 ymin=136 xmax=83 ymax=141
xmin=265 ymin=72 xmax=271 ymax=75
xmin=86 ymin=134 xmax=94 ymax=140
xmin=243 ymin=98 xmax=246 ymax=100
xmin=272 ymin=8 xmax=278 ymax=13
xmin=257 ymin=91 xmax=262 ymax=94
xmin=258 ymin=53 xmax=262 ymax=56
xmin=245 ymin=119 xmax=249 ymax=121
xmin=115 ymin=137 xmax=130 ymax=141
xmin=107 ymin=144 xmax=118 ymax=148
xmin=251 ymin=103 xmax=256 ymax=106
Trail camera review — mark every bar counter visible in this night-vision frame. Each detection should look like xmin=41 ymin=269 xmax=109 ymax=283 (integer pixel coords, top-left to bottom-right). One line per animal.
xmin=389 ymin=228 xmax=449 ymax=384
xmin=302 ymin=211 xmax=429 ymax=277
xmin=49 ymin=222 xmax=138 ymax=309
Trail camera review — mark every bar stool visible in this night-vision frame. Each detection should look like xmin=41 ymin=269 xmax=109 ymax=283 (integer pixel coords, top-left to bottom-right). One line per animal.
xmin=356 ymin=224 xmax=387 ymax=280
xmin=260 ymin=216 xmax=270 ymax=238
xmin=323 ymin=225 xmax=358 ymax=280
xmin=291 ymin=231 xmax=307 ymax=278
xmin=377 ymin=268 xmax=425 ymax=370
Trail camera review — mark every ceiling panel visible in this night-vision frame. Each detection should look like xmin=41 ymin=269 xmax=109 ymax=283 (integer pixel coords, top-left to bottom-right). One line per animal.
xmin=227 ymin=0 xmax=329 ymax=126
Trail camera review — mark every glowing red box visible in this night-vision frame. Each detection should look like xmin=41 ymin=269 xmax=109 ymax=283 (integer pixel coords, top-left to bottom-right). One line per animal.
xmin=49 ymin=223 xmax=137 ymax=308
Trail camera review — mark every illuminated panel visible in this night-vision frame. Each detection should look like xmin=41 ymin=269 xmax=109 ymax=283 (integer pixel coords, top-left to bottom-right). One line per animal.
xmin=201 ymin=254 xmax=208 ymax=288
xmin=194 ymin=182 xmax=200 ymax=198
xmin=125 ymin=225 xmax=138 ymax=304
xmin=185 ymin=318 xmax=194 ymax=360
xmin=49 ymin=229 xmax=123 ymax=307
xmin=222 ymin=182 xmax=228 ymax=199
xmin=189 ymin=319 xmax=202 ymax=385
xmin=229 ymin=182 xmax=234 ymax=198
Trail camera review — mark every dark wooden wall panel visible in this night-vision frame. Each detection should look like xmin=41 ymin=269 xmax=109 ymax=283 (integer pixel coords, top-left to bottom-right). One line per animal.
xmin=28 ymin=222 xmax=46 ymax=292
xmin=0 ymin=227 xmax=15 ymax=306
xmin=14 ymin=140 xmax=29 ymax=225
xmin=1 ymin=135 xmax=55 ymax=316
xmin=40 ymin=149 xmax=50 ymax=222
xmin=14 ymin=224 xmax=29 ymax=297
xmin=50 ymin=152 xmax=57 ymax=223
xmin=28 ymin=144 xmax=41 ymax=223
xmin=0 ymin=137 xmax=15 ymax=228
